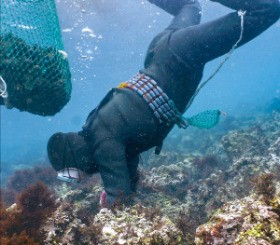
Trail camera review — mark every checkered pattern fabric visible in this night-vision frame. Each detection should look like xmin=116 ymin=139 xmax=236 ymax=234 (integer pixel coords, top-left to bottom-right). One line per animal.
xmin=123 ymin=73 xmax=188 ymax=128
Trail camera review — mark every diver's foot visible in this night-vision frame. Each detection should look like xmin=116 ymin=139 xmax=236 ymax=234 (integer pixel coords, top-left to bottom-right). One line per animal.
xmin=57 ymin=167 xmax=82 ymax=183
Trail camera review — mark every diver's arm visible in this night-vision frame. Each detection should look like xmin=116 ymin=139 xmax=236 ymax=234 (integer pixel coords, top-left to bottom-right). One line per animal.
xmin=127 ymin=154 xmax=140 ymax=192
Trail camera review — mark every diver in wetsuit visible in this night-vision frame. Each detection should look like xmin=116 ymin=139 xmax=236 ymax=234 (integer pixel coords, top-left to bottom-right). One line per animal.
xmin=47 ymin=0 xmax=280 ymax=207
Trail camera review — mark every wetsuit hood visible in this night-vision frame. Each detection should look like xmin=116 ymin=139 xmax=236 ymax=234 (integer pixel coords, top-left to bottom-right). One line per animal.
xmin=47 ymin=132 xmax=97 ymax=174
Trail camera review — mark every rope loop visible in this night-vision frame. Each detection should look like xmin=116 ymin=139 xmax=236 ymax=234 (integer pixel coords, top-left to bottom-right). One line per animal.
xmin=0 ymin=76 xmax=8 ymax=98
xmin=184 ymin=9 xmax=246 ymax=112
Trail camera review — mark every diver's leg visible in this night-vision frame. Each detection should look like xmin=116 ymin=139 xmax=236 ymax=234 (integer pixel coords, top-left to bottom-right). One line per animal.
xmin=149 ymin=0 xmax=201 ymax=28
xmin=168 ymin=0 xmax=280 ymax=65
xmin=127 ymin=154 xmax=140 ymax=192
xmin=148 ymin=0 xmax=193 ymax=16
xmin=168 ymin=0 xmax=201 ymax=29
xmin=93 ymin=139 xmax=132 ymax=206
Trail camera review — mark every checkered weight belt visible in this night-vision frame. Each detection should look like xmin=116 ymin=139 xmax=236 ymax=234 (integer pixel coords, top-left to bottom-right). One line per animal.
xmin=119 ymin=73 xmax=188 ymax=128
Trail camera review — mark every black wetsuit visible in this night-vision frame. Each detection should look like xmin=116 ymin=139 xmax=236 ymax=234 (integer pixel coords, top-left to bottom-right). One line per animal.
xmin=80 ymin=0 xmax=280 ymax=204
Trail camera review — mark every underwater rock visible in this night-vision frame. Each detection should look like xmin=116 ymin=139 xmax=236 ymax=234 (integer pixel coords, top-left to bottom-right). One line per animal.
xmin=43 ymin=202 xmax=79 ymax=244
xmin=141 ymin=157 xmax=193 ymax=196
xmin=44 ymin=198 xmax=183 ymax=244
xmin=221 ymin=129 xmax=266 ymax=161
xmin=221 ymin=111 xmax=280 ymax=162
xmin=137 ymin=112 xmax=280 ymax=244
xmin=43 ymin=182 xmax=103 ymax=244
xmin=147 ymin=150 xmax=186 ymax=168
xmin=195 ymin=190 xmax=280 ymax=245
xmin=44 ymin=180 xmax=183 ymax=244
xmin=269 ymin=137 xmax=280 ymax=161
xmin=92 ymin=205 xmax=183 ymax=244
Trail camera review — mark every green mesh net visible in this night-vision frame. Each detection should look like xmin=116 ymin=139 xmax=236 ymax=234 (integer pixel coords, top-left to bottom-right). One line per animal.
xmin=0 ymin=0 xmax=72 ymax=116
xmin=186 ymin=110 xmax=221 ymax=129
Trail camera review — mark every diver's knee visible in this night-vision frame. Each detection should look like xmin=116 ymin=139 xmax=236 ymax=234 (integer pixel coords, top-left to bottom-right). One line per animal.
xmin=191 ymin=0 xmax=202 ymax=11
xmin=269 ymin=0 xmax=280 ymax=22
xmin=263 ymin=0 xmax=280 ymax=21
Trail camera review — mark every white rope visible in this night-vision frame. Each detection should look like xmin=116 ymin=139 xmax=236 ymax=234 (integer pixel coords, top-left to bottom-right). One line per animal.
xmin=0 ymin=75 xmax=8 ymax=98
xmin=185 ymin=10 xmax=246 ymax=112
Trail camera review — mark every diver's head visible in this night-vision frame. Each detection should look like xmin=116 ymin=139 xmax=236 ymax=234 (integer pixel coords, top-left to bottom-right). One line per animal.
xmin=47 ymin=132 xmax=98 ymax=178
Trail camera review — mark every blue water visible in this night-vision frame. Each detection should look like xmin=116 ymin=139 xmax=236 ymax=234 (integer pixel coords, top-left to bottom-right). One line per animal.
xmin=1 ymin=0 xmax=280 ymax=176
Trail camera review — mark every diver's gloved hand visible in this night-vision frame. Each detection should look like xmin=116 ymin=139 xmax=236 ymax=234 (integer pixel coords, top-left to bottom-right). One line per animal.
xmin=99 ymin=190 xmax=134 ymax=209
xmin=100 ymin=191 xmax=108 ymax=208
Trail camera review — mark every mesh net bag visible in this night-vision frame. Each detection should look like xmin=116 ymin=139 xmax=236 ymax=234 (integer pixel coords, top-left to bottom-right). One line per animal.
xmin=0 ymin=0 xmax=72 ymax=116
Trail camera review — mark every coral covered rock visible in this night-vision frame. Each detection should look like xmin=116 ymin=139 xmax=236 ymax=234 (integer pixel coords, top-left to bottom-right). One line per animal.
xmin=195 ymin=192 xmax=280 ymax=245
xmin=141 ymin=158 xmax=193 ymax=197
xmin=92 ymin=205 xmax=183 ymax=244
xmin=44 ymin=197 xmax=183 ymax=244
xmin=44 ymin=180 xmax=183 ymax=244
xmin=43 ymin=183 xmax=102 ymax=244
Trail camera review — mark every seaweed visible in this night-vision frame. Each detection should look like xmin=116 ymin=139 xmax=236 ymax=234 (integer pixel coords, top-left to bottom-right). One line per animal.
xmin=1 ymin=231 xmax=39 ymax=245
xmin=175 ymin=208 xmax=208 ymax=245
xmin=252 ymin=173 xmax=276 ymax=204
xmin=0 ymin=182 xmax=57 ymax=243
xmin=2 ymin=165 xmax=58 ymax=205
xmin=192 ymin=155 xmax=220 ymax=179
xmin=78 ymin=220 xmax=103 ymax=245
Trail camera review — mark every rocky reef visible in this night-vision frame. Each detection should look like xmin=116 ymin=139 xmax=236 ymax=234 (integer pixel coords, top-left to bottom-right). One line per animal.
xmin=1 ymin=110 xmax=280 ymax=244
xmin=40 ymin=182 xmax=183 ymax=245
xmin=88 ymin=205 xmax=182 ymax=244
xmin=195 ymin=189 xmax=280 ymax=244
